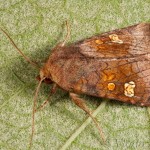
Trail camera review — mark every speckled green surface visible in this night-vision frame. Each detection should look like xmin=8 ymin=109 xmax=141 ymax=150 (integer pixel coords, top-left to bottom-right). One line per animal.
xmin=0 ymin=0 xmax=150 ymax=150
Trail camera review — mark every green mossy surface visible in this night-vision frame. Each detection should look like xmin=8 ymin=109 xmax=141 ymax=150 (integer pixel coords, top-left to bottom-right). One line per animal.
xmin=0 ymin=0 xmax=150 ymax=149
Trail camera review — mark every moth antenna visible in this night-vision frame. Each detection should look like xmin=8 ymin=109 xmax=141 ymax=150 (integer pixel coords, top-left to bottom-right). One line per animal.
xmin=0 ymin=27 xmax=40 ymax=69
xmin=61 ymin=21 xmax=70 ymax=47
xmin=29 ymin=77 xmax=45 ymax=149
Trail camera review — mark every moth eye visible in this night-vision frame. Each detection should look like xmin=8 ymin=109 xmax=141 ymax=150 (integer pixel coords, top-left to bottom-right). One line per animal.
xmin=107 ymin=83 xmax=116 ymax=91
xmin=109 ymin=34 xmax=123 ymax=44
xmin=124 ymin=81 xmax=136 ymax=97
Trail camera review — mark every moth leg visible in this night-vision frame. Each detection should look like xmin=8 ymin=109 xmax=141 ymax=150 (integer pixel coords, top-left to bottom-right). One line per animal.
xmin=35 ymin=84 xmax=57 ymax=112
xmin=61 ymin=21 xmax=70 ymax=47
xmin=69 ymin=92 xmax=105 ymax=142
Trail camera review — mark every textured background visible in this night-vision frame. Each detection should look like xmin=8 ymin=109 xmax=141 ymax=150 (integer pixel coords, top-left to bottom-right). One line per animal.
xmin=0 ymin=0 xmax=150 ymax=150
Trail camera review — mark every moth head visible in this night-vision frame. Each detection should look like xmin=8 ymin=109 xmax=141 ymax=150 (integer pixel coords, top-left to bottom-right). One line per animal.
xmin=37 ymin=67 xmax=53 ymax=84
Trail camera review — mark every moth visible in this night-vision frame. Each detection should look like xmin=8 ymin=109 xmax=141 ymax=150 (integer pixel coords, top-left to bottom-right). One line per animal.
xmin=1 ymin=22 xmax=150 ymax=147
xmin=40 ymin=23 xmax=150 ymax=106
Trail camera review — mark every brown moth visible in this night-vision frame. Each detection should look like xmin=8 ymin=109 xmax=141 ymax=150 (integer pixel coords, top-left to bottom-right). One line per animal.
xmin=1 ymin=22 xmax=150 ymax=147
xmin=41 ymin=23 xmax=150 ymax=106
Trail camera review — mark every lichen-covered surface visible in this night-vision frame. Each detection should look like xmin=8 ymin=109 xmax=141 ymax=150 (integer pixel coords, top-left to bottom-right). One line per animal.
xmin=0 ymin=0 xmax=150 ymax=150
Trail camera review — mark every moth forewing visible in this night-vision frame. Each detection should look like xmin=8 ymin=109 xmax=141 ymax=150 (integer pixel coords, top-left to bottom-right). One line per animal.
xmin=42 ymin=23 xmax=150 ymax=106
